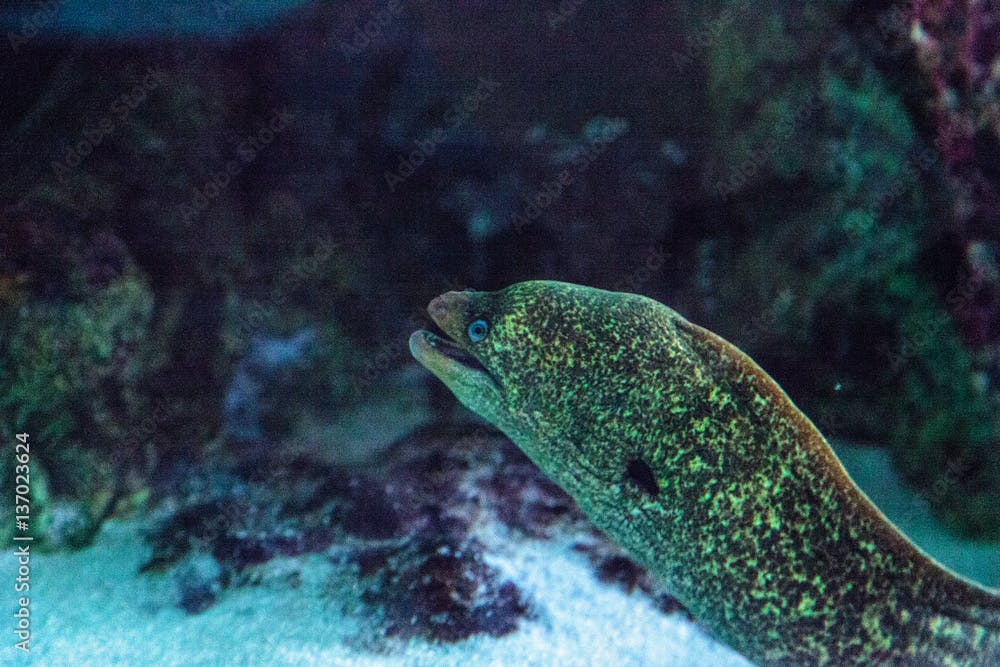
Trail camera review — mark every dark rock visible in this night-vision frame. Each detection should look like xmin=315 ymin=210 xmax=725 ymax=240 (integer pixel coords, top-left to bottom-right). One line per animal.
xmin=353 ymin=547 xmax=391 ymax=578
xmin=339 ymin=476 xmax=401 ymax=539
xmin=574 ymin=542 xmax=690 ymax=620
xmin=595 ymin=554 xmax=645 ymax=593
xmin=43 ymin=501 xmax=99 ymax=551
xmin=175 ymin=552 xmax=224 ymax=614
xmin=367 ymin=538 xmax=531 ymax=643
xmin=141 ymin=421 xmax=681 ymax=634
xmin=223 ymin=329 xmax=318 ymax=444
xmin=480 ymin=447 xmax=579 ymax=538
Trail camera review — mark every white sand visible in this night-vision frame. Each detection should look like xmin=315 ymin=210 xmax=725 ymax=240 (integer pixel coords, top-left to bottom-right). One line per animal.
xmin=0 ymin=518 xmax=748 ymax=666
xmin=2 ymin=442 xmax=995 ymax=666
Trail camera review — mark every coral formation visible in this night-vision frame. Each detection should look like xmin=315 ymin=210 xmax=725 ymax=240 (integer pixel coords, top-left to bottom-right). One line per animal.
xmin=678 ymin=0 xmax=1000 ymax=537
xmin=907 ymin=0 xmax=1000 ymax=236
xmin=0 ymin=220 xmax=155 ymax=547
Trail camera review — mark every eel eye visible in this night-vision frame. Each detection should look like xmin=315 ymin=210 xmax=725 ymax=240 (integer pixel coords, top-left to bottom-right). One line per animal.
xmin=468 ymin=318 xmax=489 ymax=343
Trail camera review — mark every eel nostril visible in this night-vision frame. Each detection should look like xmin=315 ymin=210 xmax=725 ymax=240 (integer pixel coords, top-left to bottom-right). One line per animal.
xmin=427 ymin=291 xmax=470 ymax=324
xmin=428 ymin=295 xmax=449 ymax=322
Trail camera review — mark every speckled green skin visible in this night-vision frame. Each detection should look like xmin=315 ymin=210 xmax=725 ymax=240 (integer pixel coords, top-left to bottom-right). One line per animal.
xmin=410 ymin=281 xmax=1000 ymax=666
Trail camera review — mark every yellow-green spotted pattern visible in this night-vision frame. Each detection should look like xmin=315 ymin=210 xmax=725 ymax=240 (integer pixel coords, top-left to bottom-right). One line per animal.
xmin=412 ymin=281 xmax=1000 ymax=665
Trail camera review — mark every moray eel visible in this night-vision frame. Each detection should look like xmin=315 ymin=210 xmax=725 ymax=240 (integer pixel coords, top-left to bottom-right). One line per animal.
xmin=409 ymin=280 xmax=1000 ymax=665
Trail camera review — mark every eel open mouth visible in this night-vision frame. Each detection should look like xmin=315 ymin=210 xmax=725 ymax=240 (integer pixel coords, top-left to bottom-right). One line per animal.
xmin=409 ymin=329 xmax=500 ymax=392
xmin=417 ymin=330 xmax=485 ymax=370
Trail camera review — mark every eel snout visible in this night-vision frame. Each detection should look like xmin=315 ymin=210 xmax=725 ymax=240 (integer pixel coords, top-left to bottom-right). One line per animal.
xmin=427 ymin=290 xmax=471 ymax=334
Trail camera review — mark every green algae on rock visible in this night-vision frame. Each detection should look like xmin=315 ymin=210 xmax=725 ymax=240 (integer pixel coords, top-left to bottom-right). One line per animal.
xmin=0 ymin=271 xmax=155 ymax=549
xmin=411 ymin=280 xmax=1000 ymax=665
xmin=684 ymin=0 xmax=1000 ymax=540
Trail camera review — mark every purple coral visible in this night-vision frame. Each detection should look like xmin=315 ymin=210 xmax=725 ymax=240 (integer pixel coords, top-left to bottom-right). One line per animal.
xmin=907 ymin=1 xmax=1000 ymax=354
xmin=909 ymin=0 xmax=1000 ymax=231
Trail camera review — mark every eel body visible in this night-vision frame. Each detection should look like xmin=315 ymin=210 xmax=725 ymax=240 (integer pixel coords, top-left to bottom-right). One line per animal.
xmin=409 ymin=280 xmax=1000 ymax=665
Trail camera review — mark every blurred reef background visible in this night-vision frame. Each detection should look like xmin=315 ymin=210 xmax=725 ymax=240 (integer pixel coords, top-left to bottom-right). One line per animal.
xmin=0 ymin=0 xmax=999 ymax=662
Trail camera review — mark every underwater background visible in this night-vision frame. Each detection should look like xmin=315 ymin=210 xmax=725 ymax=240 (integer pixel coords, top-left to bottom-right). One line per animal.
xmin=0 ymin=1 xmax=998 ymax=665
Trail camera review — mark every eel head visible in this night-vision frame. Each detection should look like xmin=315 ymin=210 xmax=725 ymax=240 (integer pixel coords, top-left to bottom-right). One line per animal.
xmin=409 ymin=280 xmax=672 ymax=489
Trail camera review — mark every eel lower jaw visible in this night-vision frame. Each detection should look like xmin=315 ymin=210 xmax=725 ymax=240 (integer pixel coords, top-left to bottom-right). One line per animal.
xmin=409 ymin=330 xmax=502 ymax=398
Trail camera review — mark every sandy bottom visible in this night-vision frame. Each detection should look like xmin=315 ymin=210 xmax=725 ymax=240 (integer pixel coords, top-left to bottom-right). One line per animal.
xmin=2 ymin=442 xmax=995 ymax=666
xmin=0 ymin=520 xmax=747 ymax=666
